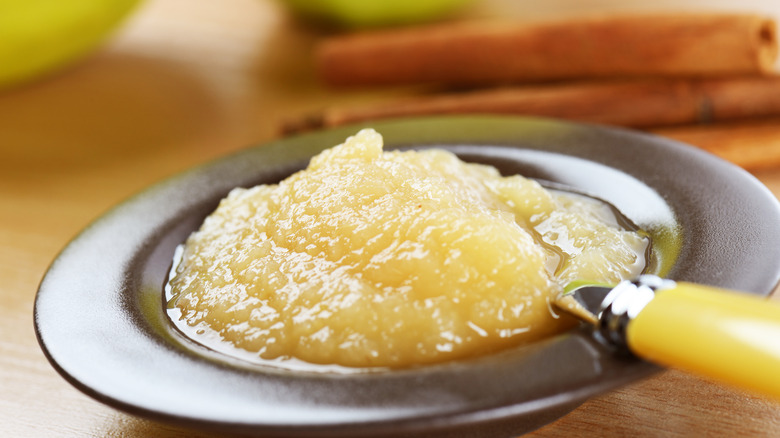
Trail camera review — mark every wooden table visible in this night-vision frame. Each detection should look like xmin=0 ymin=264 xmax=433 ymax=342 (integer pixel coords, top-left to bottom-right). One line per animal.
xmin=2 ymin=0 xmax=780 ymax=436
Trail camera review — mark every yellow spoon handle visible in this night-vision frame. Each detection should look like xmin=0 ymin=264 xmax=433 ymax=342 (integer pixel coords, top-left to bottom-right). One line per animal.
xmin=627 ymin=282 xmax=780 ymax=400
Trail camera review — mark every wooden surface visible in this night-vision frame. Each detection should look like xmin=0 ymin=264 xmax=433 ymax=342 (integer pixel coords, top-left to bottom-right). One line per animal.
xmin=2 ymin=0 xmax=780 ymax=436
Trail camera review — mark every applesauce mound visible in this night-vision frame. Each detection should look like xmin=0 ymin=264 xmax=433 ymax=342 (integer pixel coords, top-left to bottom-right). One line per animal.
xmin=167 ymin=129 xmax=648 ymax=368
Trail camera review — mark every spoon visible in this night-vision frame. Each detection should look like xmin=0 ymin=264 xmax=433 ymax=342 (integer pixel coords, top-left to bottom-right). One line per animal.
xmin=555 ymin=275 xmax=780 ymax=401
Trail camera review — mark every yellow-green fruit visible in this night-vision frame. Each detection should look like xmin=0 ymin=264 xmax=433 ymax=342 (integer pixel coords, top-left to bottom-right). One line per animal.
xmin=0 ymin=0 xmax=141 ymax=89
xmin=281 ymin=0 xmax=471 ymax=29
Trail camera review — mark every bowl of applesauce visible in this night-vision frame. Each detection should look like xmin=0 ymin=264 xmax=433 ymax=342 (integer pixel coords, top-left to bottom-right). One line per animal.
xmin=35 ymin=116 xmax=780 ymax=437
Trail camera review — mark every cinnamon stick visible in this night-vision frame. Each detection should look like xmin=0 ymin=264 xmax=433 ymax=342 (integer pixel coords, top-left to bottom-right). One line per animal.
xmin=316 ymin=14 xmax=778 ymax=87
xmin=282 ymin=76 xmax=780 ymax=133
xmin=655 ymin=119 xmax=780 ymax=171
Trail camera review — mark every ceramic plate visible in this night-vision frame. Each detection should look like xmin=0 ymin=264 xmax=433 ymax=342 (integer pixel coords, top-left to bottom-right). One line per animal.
xmin=35 ymin=116 xmax=780 ymax=437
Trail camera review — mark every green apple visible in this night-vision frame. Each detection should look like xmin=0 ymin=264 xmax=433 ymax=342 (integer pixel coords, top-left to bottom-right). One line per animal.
xmin=281 ymin=0 xmax=472 ymax=29
xmin=0 ymin=0 xmax=141 ymax=89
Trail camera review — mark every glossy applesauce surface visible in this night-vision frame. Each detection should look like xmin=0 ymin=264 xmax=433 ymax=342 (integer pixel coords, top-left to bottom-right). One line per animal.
xmin=167 ymin=129 xmax=648 ymax=368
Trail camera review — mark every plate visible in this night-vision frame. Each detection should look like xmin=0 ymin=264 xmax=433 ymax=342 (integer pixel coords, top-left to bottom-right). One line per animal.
xmin=35 ymin=116 xmax=780 ymax=437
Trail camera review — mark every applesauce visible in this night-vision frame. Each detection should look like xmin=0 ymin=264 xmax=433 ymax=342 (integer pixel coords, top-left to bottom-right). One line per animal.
xmin=167 ymin=129 xmax=649 ymax=368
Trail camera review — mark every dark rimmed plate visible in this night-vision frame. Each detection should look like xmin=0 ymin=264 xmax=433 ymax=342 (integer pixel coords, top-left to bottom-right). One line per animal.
xmin=35 ymin=116 xmax=780 ymax=437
